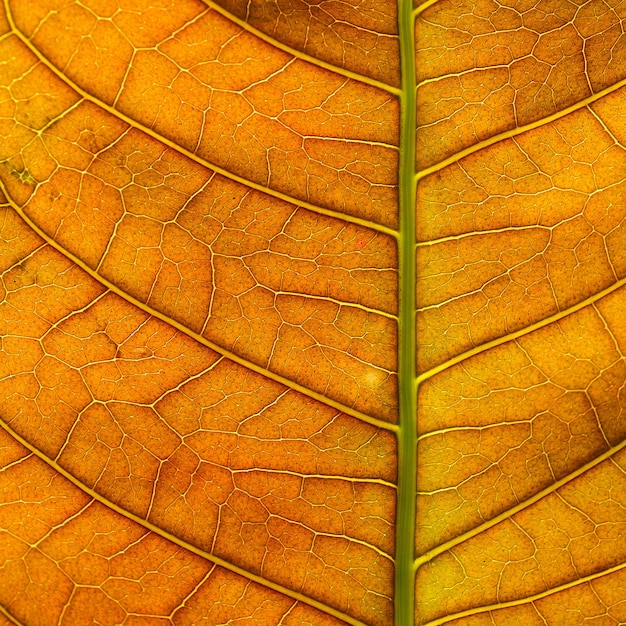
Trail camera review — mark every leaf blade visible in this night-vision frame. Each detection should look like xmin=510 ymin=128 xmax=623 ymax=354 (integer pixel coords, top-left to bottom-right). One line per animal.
xmin=0 ymin=1 xmax=400 ymax=623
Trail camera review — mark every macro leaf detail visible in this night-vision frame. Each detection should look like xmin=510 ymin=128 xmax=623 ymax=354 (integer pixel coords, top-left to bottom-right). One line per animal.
xmin=1 ymin=0 xmax=626 ymax=625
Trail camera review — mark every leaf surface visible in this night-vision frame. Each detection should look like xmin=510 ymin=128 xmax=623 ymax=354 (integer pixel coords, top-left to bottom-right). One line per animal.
xmin=414 ymin=0 xmax=626 ymax=624
xmin=1 ymin=0 xmax=626 ymax=625
xmin=0 ymin=0 xmax=401 ymax=624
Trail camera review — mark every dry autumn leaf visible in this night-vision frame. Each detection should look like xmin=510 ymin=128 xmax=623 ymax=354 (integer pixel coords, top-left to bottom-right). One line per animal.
xmin=1 ymin=0 xmax=626 ymax=625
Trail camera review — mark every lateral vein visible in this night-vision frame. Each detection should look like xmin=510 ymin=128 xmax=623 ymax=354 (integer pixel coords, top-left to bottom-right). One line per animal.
xmin=416 ymin=76 xmax=626 ymax=182
xmin=421 ymin=559 xmax=626 ymax=626
xmin=414 ymin=0 xmax=444 ymax=17
xmin=3 ymin=4 xmax=398 ymax=239
xmin=0 ymin=417 xmax=369 ymax=626
xmin=417 ymin=275 xmax=626 ymax=384
xmin=201 ymin=0 xmax=401 ymax=94
xmin=0 ymin=603 xmax=23 ymax=626
xmin=415 ymin=437 xmax=626 ymax=569
xmin=0 ymin=182 xmax=398 ymax=433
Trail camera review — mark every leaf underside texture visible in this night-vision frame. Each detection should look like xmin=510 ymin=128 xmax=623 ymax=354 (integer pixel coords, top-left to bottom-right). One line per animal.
xmin=1 ymin=1 xmax=626 ymax=625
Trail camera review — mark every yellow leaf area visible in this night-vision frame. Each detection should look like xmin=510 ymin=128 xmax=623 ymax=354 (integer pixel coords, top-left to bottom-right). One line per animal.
xmin=0 ymin=0 xmax=400 ymax=625
xmin=416 ymin=0 xmax=626 ymax=624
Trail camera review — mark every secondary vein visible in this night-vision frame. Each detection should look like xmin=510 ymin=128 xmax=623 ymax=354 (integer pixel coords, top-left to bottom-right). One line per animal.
xmin=0 ymin=181 xmax=398 ymax=433
xmin=202 ymin=0 xmax=402 ymax=95
xmin=0 ymin=416 xmax=369 ymax=626
xmin=3 ymin=1 xmax=399 ymax=239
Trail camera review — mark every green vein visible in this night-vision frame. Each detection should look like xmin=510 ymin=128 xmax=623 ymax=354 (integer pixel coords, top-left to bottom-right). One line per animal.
xmin=3 ymin=2 xmax=398 ymax=239
xmin=201 ymin=0 xmax=401 ymax=95
xmin=396 ymin=1 xmax=418 ymax=624
xmin=0 ymin=182 xmax=398 ymax=433
xmin=0 ymin=417 xmax=368 ymax=626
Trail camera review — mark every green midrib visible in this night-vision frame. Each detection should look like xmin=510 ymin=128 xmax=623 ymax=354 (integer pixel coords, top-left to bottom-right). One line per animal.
xmin=396 ymin=1 xmax=418 ymax=625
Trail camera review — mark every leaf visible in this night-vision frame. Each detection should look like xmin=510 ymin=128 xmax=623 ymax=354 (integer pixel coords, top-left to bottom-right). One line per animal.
xmin=0 ymin=0 xmax=625 ymax=625
xmin=414 ymin=0 xmax=626 ymax=623
xmin=0 ymin=1 xmax=400 ymax=625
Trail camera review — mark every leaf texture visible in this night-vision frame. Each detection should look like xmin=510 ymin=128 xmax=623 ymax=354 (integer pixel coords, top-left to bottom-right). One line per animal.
xmin=0 ymin=428 xmax=349 ymax=626
xmin=2 ymin=0 xmax=626 ymax=625
xmin=415 ymin=0 xmax=626 ymax=624
xmin=0 ymin=0 xmax=401 ymax=623
xmin=10 ymin=0 xmax=400 ymax=226
xmin=210 ymin=0 xmax=401 ymax=87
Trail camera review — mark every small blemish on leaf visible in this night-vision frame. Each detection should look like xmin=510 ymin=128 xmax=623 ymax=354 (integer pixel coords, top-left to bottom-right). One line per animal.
xmin=10 ymin=167 xmax=37 ymax=185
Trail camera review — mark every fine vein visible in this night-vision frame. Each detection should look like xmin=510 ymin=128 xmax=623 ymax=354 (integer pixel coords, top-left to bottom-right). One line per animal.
xmin=0 ymin=417 xmax=368 ymax=626
xmin=4 ymin=2 xmax=398 ymax=239
xmin=415 ymin=436 xmax=626 ymax=569
xmin=0 ymin=184 xmax=398 ymax=434
xmin=202 ymin=0 xmax=402 ymax=95
xmin=417 ymin=274 xmax=626 ymax=384
xmin=422 ymin=559 xmax=626 ymax=626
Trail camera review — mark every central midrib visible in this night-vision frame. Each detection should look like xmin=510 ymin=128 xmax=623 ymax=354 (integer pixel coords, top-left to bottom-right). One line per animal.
xmin=395 ymin=1 xmax=418 ymax=625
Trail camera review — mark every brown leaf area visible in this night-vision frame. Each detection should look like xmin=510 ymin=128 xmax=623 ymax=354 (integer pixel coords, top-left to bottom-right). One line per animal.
xmin=212 ymin=0 xmax=401 ymax=86
xmin=416 ymin=0 xmax=626 ymax=624
xmin=0 ymin=39 xmax=399 ymax=420
xmin=0 ymin=0 xmax=399 ymax=624
xmin=9 ymin=0 xmax=400 ymax=227
xmin=0 ymin=192 xmax=396 ymax=624
xmin=415 ymin=0 xmax=626 ymax=169
xmin=0 ymin=429 xmax=347 ymax=626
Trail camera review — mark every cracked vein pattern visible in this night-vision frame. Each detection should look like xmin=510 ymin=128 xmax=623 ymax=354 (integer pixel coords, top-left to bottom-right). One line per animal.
xmin=0 ymin=35 xmax=399 ymax=422
xmin=212 ymin=0 xmax=400 ymax=86
xmin=416 ymin=88 xmax=626 ymax=373
xmin=0 ymin=205 xmax=395 ymax=625
xmin=415 ymin=0 xmax=626 ymax=168
xmin=0 ymin=429 xmax=349 ymax=626
xmin=9 ymin=0 xmax=400 ymax=227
